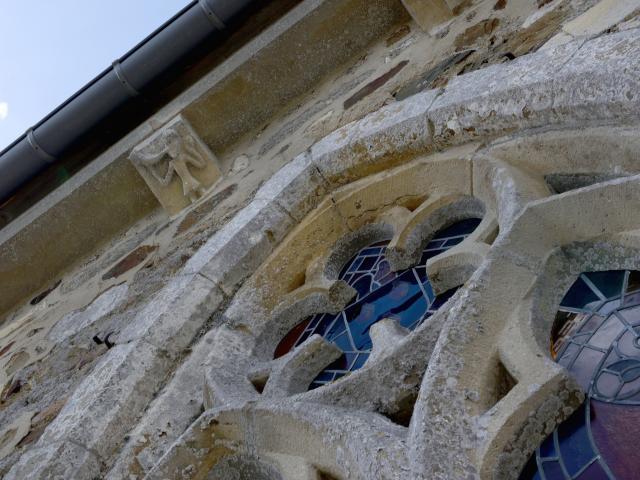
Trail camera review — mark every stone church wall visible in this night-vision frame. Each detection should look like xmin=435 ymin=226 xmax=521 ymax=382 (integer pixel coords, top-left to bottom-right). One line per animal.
xmin=0 ymin=0 xmax=639 ymax=478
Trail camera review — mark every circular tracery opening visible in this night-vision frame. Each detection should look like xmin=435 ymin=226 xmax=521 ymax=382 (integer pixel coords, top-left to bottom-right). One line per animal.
xmin=522 ymin=270 xmax=640 ymax=480
xmin=274 ymin=218 xmax=482 ymax=390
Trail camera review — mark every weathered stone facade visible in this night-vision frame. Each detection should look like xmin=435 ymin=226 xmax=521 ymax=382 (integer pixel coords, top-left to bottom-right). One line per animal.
xmin=1 ymin=0 xmax=639 ymax=478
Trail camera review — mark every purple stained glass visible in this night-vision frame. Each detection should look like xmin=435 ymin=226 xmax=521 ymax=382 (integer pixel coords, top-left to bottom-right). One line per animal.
xmin=275 ymin=218 xmax=482 ymax=389
xmin=521 ymin=270 xmax=640 ymax=480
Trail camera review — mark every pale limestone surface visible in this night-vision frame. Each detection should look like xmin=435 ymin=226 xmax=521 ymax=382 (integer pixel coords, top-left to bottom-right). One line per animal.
xmin=0 ymin=411 xmax=35 ymax=461
xmin=0 ymin=0 xmax=600 ymax=318
xmin=543 ymin=0 xmax=640 ymax=47
xmin=0 ymin=1 xmax=639 ymax=479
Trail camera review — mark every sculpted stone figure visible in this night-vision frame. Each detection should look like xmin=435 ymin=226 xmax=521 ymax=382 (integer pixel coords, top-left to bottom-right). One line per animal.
xmin=132 ymin=130 xmax=206 ymax=202
xmin=129 ymin=115 xmax=221 ymax=214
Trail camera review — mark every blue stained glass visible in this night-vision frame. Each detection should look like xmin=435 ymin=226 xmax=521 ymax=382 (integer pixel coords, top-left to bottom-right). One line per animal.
xmin=430 ymin=286 xmax=457 ymax=310
xmin=539 ymin=436 xmax=556 ymax=459
xmin=584 ymin=271 xmax=626 ymax=300
xmin=557 ymin=404 xmax=596 ymax=477
xmin=313 ymin=371 xmax=334 ymax=383
xmin=352 ymin=275 xmax=373 ymax=300
xmin=541 ymin=460 xmax=567 ymax=479
xmin=596 ymin=299 xmax=622 ymax=316
xmin=435 ymin=218 xmax=483 ymax=238
xmin=274 ymin=218 xmax=482 ymax=389
xmin=521 ymin=270 xmax=640 ymax=480
xmin=374 ymin=260 xmax=392 ymax=282
xmin=359 ymin=256 xmax=379 ymax=271
xmin=325 ymin=354 xmax=348 ymax=372
xmin=420 ymin=247 xmax=443 ymax=264
xmin=352 ymin=353 xmax=369 ymax=370
xmin=314 ymin=314 xmax=338 ymax=337
xmin=444 ymin=237 xmax=465 ymax=247
xmin=531 ymin=468 xmax=544 ymax=480
xmin=347 ymin=257 xmax=363 ymax=273
xmin=397 ymin=295 xmax=429 ymax=330
xmin=421 ymin=277 xmax=436 ymax=301
xmin=331 ymin=331 xmax=353 ymax=352
xmin=561 ymin=277 xmax=602 ymax=312
xmin=521 ymin=456 xmax=543 ymax=480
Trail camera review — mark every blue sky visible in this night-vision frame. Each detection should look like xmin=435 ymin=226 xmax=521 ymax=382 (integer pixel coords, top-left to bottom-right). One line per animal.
xmin=0 ymin=0 xmax=190 ymax=150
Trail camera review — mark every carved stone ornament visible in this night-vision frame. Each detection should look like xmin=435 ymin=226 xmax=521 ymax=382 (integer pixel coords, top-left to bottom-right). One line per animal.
xmin=129 ymin=115 xmax=221 ymax=215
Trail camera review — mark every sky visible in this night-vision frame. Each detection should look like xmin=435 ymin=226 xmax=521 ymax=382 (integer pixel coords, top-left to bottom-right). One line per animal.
xmin=0 ymin=0 xmax=190 ymax=151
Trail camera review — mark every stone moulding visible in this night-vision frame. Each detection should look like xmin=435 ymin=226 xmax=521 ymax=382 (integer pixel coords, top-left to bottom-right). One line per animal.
xmin=129 ymin=115 xmax=222 ymax=215
xmin=6 ymin=29 xmax=640 ymax=480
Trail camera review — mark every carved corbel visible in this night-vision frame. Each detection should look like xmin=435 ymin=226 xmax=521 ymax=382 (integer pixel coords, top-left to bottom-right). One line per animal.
xmin=129 ymin=115 xmax=221 ymax=215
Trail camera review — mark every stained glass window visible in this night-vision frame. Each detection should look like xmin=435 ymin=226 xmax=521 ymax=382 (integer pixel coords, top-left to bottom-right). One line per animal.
xmin=274 ymin=218 xmax=482 ymax=390
xmin=521 ymin=270 xmax=640 ymax=480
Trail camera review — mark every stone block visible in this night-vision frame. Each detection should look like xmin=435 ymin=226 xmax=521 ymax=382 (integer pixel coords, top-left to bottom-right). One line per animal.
xmin=562 ymin=0 xmax=640 ymax=38
xmin=184 ymin=199 xmax=295 ymax=296
xmin=311 ymin=90 xmax=438 ymax=186
xmin=0 ymin=154 xmax=157 ymax=320
xmin=0 ymin=411 xmax=36 ymax=461
xmin=540 ymin=31 xmax=574 ymax=50
xmin=368 ymin=319 xmax=409 ymax=364
xmin=401 ymin=0 xmax=454 ymax=31
xmin=106 ymin=328 xmax=221 ymax=479
xmin=330 ymin=154 xmax=471 ymax=231
xmin=254 ymin=152 xmax=330 ymax=221
xmin=427 ymin=39 xmax=583 ymax=147
xmin=0 ymin=0 xmax=407 ymax=319
xmin=115 ymin=273 xmax=224 ymax=354
xmin=553 ymin=29 xmax=640 ymax=123
xmin=48 ymin=283 xmax=129 ymax=343
xmin=5 ymin=441 xmax=102 ymax=480
xmin=129 ymin=115 xmax=221 ymax=215
xmin=502 ymin=176 xmax=640 ymax=266
xmin=35 ymin=340 xmax=171 ymax=462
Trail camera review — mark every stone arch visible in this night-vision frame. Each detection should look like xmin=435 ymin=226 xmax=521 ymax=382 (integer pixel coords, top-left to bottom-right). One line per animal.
xmin=223 ymin=152 xmax=493 ymax=396
xmin=14 ymin=29 xmax=638 ymax=480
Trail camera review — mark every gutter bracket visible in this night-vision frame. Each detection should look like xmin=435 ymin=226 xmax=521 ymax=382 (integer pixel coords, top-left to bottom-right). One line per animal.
xmin=112 ymin=60 xmax=140 ymax=98
xmin=26 ymin=130 xmax=56 ymax=163
xmin=199 ymin=0 xmax=226 ymax=30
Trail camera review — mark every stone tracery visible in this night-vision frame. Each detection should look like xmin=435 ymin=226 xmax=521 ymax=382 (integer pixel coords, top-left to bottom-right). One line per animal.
xmin=274 ymin=218 xmax=481 ymax=390
xmin=3 ymin=24 xmax=640 ymax=480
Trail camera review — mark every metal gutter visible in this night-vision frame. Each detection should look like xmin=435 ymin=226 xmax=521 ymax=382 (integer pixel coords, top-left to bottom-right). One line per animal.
xmin=0 ymin=0 xmax=256 ymax=204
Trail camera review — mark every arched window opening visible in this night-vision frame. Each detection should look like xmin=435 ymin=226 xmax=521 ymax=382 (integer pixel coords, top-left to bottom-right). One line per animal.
xmin=521 ymin=270 xmax=640 ymax=480
xmin=274 ymin=218 xmax=482 ymax=390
